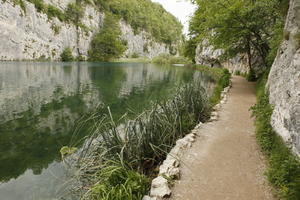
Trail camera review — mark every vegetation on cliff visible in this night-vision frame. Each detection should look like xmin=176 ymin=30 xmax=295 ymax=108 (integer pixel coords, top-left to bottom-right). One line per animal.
xmin=11 ymin=0 xmax=182 ymax=53
xmin=252 ymin=74 xmax=300 ymax=199
xmin=60 ymin=47 xmax=75 ymax=61
xmin=88 ymin=13 xmax=126 ymax=61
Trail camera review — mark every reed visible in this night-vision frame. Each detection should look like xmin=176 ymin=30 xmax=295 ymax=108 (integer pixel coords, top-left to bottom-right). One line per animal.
xmin=66 ymin=67 xmax=230 ymax=199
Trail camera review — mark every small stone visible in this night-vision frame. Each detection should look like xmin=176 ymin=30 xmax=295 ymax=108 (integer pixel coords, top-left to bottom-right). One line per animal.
xmin=168 ymin=167 xmax=180 ymax=179
xmin=142 ymin=195 xmax=159 ymax=200
xmin=209 ymin=115 xmax=218 ymax=122
xmin=150 ymin=176 xmax=171 ymax=198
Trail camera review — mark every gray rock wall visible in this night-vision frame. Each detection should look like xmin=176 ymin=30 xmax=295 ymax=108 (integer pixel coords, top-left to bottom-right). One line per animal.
xmin=267 ymin=0 xmax=300 ymax=156
xmin=195 ymin=41 xmax=249 ymax=73
xmin=0 ymin=0 xmax=170 ymax=60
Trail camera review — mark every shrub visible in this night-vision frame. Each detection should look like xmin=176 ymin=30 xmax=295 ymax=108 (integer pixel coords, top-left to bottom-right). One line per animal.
xmin=88 ymin=14 xmax=126 ymax=61
xmin=51 ymin=24 xmax=60 ymax=35
xmin=131 ymin=52 xmax=139 ymax=58
xmin=65 ymin=3 xmax=84 ymax=24
xmin=46 ymin=5 xmax=66 ymax=21
xmin=28 ymin=0 xmax=45 ymax=12
xmin=84 ymin=162 xmax=149 ymax=200
xmin=60 ymin=48 xmax=74 ymax=61
xmin=246 ymin=68 xmax=257 ymax=82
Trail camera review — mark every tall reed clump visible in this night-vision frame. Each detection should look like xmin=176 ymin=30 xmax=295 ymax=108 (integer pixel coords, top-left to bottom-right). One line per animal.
xmin=73 ymin=81 xmax=211 ymax=200
xmin=251 ymin=74 xmax=300 ymax=199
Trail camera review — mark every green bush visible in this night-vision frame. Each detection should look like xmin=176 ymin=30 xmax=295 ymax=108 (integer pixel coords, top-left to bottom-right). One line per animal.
xmin=65 ymin=3 xmax=84 ymax=24
xmin=131 ymin=52 xmax=139 ymax=58
xmin=88 ymin=14 xmax=126 ymax=61
xmin=86 ymin=162 xmax=149 ymax=200
xmin=27 ymin=0 xmax=45 ymax=12
xmin=246 ymin=68 xmax=257 ymax=82
xmin=251 ymin=75 xmax=300 ymax=199
xmin=60 ymin=48 xmax=74 ymax=61
xmin=46 ymin=5 xmax=66 ymax=21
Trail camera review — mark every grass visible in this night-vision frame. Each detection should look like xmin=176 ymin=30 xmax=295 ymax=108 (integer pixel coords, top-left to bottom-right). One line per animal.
xmin=113 ymin=57 xmax=151 ymax=63
xmin=65 ymin=66 xmax=231 ymax=199
xmin=234 ymin=70 xmax=248 ymax=77
xmin=193 ymin=65 xmax=231 ymax=106
xmin=251 ymin=73 xmax=300 ymax=200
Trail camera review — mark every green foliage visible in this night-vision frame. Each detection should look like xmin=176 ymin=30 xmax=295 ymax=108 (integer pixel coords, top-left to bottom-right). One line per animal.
xmin=131 ymin=52 xmax=139 ymax=58
xmin=46 ymin=5 xmax=66 ymax=21
xmin=96 ymin=0 xmax=182 ymax=45
xmin=60 ymin=146 xmax=77 ymax=158
xmin=251 ymin=74 xmax=300 ymax=199
xmin=234 ymin=70 xmax=248 ymax=78
xmin=60 ymin=48 xmax=74 ymax=62
xmin=86 ymin=162 xmax=149 ymax=200
xmin=27 ymin=0 xmax=45 ymax=12
xmin=246 ymin=68 xmax=257 ymax=82
xmin=88 ymin=13 xmax=126 ymax=61
xmin=187 ymin=0 xmax=288 ymax=72
xmin=202 ymin=67 xmax=231 ymax=106
xmin=65 ymin=3 xmax=84 ymax=24
xmin=183 ymin=38 xmax=198 ymax=63
xmin=152 ymin=54 xmax=191 ymax=65
xmin=51 ymin=24 xmax=61 ymax=35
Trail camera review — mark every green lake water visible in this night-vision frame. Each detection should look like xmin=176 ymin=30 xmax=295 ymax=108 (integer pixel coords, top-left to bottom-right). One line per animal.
xmin=0 ymin=62 xmax=214 ymax=200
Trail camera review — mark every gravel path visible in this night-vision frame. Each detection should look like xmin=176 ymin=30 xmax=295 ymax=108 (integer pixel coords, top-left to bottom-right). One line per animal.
xmin=169 ymin=76 xmax=275 ymax=200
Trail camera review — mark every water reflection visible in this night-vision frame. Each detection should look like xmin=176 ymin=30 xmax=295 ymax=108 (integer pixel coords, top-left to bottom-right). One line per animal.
xmin=0 ymin=62 xmax=213 ymax=199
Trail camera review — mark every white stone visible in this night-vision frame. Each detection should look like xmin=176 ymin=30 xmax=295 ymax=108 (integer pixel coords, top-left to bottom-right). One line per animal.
xmin=150 ymin=176 xmax=172 ymax=198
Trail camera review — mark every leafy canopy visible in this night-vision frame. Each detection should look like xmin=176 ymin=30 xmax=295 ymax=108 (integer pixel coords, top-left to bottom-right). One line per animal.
xmin=187 ymin=0 xmax=287 ymax=68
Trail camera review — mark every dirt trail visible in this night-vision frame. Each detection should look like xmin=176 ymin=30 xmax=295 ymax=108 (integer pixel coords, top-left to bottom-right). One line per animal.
xmin=170 ymin=76 xmax=274 ymax=200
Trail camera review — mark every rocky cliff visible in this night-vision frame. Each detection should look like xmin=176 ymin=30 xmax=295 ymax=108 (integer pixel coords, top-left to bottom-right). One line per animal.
xmin=0 ymin=0 xmax=171 ymax=60
xmin=195 ymin=41 xmax=249 ymax=74
xmin=267 ymin=0 xmax=300 ymax=156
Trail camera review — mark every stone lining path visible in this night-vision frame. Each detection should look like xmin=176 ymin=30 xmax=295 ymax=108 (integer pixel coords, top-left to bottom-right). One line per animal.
xmin=169 ymin=76 xmax=275 ymax=200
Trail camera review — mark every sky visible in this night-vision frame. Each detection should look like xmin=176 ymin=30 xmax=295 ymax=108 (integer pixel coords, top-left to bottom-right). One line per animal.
xmin=151 ymin=0 xmax=197 ymax=35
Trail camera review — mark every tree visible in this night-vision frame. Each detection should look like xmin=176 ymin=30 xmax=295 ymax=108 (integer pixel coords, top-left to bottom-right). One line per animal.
xmin=88 ymin=13 xmax=126 ymax=61
xmin=188 ymin=0 xmax=284 ymax=69
xmin=60 ymin=48 xmax=74 ymax=61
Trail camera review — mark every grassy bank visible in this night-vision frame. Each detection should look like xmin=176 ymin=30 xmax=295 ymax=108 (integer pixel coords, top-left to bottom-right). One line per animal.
xmin=251 ymin=75 xmax=300 ymax=199
xmin=112 ymin=57 xmax=151 ymax=63
xmin=69 ymin=66 xmax=230 ymax=200
xmin=193 ymin=65 xmax=231 ymax=106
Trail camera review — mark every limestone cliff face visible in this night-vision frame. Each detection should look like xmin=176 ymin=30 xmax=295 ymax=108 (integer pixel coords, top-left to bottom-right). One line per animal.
xmin=195 ymin=41 xmax=249 ymax=73
xmin=267 ymin=0 xmax=300 ymax=156
xmin=0 ymin=0 xmax=170 ymax=60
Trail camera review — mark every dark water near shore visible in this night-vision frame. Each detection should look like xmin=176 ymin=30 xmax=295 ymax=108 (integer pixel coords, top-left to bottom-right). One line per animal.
xmin=0 ymin=62 xmax=213 ymax=200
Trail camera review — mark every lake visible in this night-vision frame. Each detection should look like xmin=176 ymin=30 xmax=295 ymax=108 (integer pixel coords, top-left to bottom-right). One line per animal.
xmin=0 ymin=62 xmax=214 ymax=200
